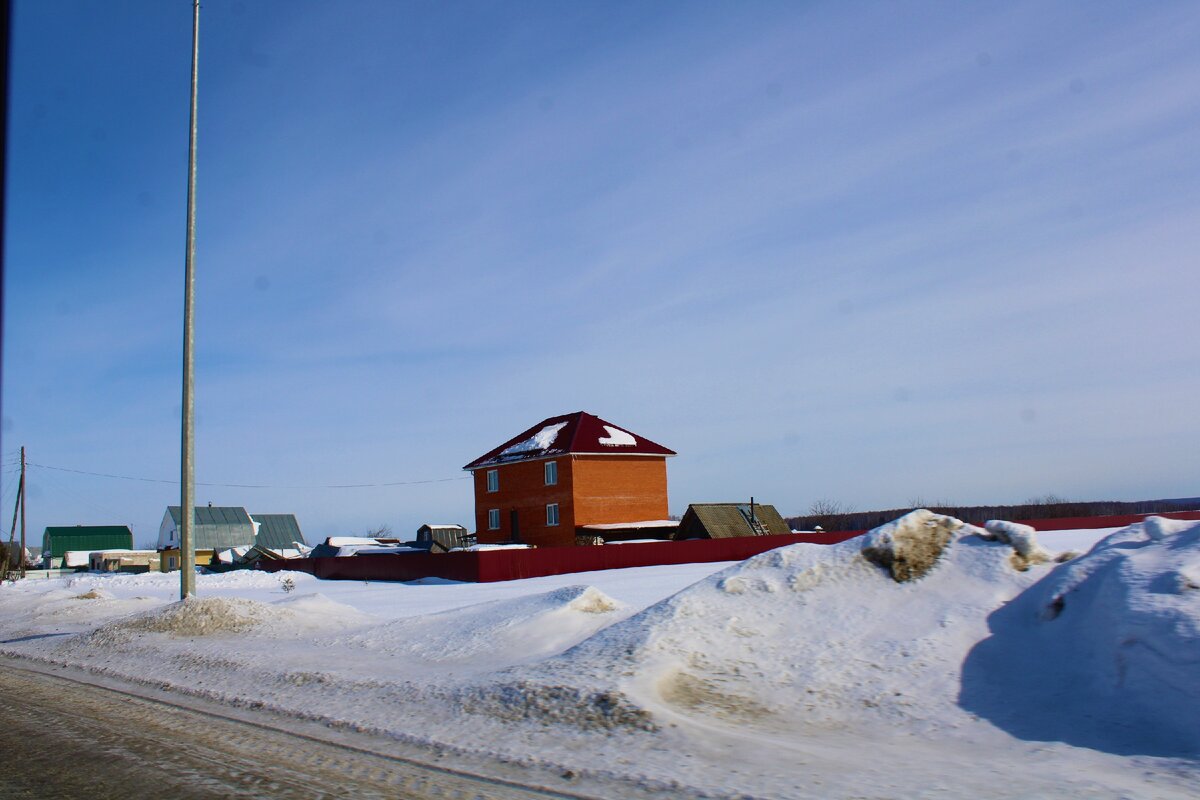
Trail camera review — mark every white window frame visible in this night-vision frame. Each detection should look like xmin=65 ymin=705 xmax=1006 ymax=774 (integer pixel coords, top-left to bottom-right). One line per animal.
xmin=486 ymin=469 xmax=499 ymax=493
xmin=488 ymin=508 xmax=500 ymax=530
xmin=544 ymin=460 xmax=557 ymax=486
xmin=546 ymin=503 xmax=560 ymax=526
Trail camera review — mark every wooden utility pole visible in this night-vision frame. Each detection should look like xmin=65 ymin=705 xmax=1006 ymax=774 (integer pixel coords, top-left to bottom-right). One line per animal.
xmin=18 ymin=446 xmax=25 ymax=577
xmin=5 ymin=452 xmax=20 ymax=576
xmin=180 ymin=0 xmax=200 ymax=599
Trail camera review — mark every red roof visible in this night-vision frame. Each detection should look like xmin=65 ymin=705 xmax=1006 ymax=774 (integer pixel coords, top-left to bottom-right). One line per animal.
xmin=463 ymin=411 xmax=676 ymax=471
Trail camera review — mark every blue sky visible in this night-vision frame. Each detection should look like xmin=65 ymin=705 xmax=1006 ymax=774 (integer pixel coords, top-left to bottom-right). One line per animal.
xmin=4 ymin=1 xmax=1199 ymax=546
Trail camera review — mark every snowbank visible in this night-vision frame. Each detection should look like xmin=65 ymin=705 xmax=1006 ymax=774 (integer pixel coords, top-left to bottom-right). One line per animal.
xmin=1 ymin=516 xmax=1195 ymax=797
xmin=960 ymin=516 xmax=1200 ymax=756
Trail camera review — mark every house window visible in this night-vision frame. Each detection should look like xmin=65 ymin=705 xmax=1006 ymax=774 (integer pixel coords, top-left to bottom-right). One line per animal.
xmin=544 ymin=460 xmax=557 ymax=486
xmin=486 ymin=469 xmax=499 ymax=493
xmin=488 ymin=509 xmax=500 ymax=530
xmin=546 ymin=503 xmax=560 ymax=526
xmin=168 ymin=556 xmax=178 ymax=571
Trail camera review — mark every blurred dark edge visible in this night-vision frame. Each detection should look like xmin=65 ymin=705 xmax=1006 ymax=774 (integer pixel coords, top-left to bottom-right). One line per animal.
xmin=0 ymin=0 xmax=9 ymax=461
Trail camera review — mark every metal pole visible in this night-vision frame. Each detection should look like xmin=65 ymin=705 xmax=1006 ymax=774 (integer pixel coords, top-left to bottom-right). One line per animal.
xmin=180 ymin=0 xmax=200 ymax=599
xmin=18 ymin=446 xmax=25 ymax=578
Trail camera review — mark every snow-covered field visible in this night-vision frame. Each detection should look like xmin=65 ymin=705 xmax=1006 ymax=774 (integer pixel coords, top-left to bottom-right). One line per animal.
xmin=2 ymin=513 xmax=1198 ymax=799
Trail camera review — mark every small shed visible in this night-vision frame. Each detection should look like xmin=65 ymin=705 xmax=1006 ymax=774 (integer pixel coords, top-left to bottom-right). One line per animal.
xmin=416 ymin=524 xmax=473 ymax=553
xmin=673 ymin=502 xmax=790 ymax=540
xmin=89 ymin=550 xmax=159 ymax=573
xmin=42 ymin=526 xmax=134 ymax=568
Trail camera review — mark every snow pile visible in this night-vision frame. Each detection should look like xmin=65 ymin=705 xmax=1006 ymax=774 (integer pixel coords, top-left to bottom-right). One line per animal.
xmin=72 ymin=588 xmax=115 ymax=601
xmin=100 ymin=596 xmax=274 ymax=637
xmin=90 ymin=593 xmax=367 ymax=641
xmin=981 ymin=519 xmax=1055 ymax=570
xmin=492 ymin=516 xmax=1044 ymax=735
xmin=860 ymin=509 xmax=977 ymax=582
xmin=336 ymin=585 xmax=625 ymax=672
xmin=960 ymin=516 xmax=1200 ymax=756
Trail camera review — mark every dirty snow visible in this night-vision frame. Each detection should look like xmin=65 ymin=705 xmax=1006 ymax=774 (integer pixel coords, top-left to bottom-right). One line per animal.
xmin=0 ymin=518 xmax=1197 ymax=799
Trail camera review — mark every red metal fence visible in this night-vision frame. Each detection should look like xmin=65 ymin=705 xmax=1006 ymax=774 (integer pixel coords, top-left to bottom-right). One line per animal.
xmin=257 ymin=510 xmax=1200 ymax=584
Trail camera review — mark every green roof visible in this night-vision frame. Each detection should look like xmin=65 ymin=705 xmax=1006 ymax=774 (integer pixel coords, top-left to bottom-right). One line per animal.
xmin=250 ymin=514 xmax=306 ymax=549
xmin=167 ymin=506 xmax=256 ymax=550
xmin=42 ymin=526 xmax=133 ymax=556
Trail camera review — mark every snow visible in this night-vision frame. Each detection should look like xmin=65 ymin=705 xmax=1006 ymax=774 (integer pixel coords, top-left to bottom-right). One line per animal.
xmin=498 ymin=421 xmax=567 ymax=457
xmin=597 ymin=424 xmax=637 ymax=446
xmin=1 ymin=517 xmax=1197 ymax=798
xmin=604 ymin=538 xmax=671 ymax=544
xmin=325 ymin=536 xmax=401 ymax=547
xmin=580 ymin=519 xmax=678 ymax=530
xmin=455 ymin=543 xmax=532 ymax=551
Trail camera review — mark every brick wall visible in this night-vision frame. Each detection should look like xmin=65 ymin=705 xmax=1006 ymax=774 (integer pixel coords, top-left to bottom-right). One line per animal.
xmin=473 ymin=458 xmax=575 ymax=548
xmin=472 ymin=454 xmax=670 ymax=548
xmin=571 ymin=455 xmax=669 ymax=526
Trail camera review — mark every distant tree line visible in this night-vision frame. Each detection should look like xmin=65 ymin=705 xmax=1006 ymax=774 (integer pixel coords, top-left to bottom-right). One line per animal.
xmin=786 ymin=495 xmax=1200 ymax=533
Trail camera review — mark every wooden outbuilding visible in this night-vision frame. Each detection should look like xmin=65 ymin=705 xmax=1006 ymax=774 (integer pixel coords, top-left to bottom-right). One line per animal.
xmin=673 ymin=502 xmax=791 ymax=540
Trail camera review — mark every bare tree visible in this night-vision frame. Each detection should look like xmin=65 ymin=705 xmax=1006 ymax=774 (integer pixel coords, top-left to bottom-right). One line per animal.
xmin=1026 ymin=493 xmax=1069 ymax=506
xmin=808 ymin=498 xmax=845 ymax=517
xmin=365 ymin=524 xmax=394 ymax=538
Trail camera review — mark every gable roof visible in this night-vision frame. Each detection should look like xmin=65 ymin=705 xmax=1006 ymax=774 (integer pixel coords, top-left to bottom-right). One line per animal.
xmin=167 ymin=506 xmax=256 ymax=550
xmin=42 ymin=526 xmax=133 ymax=556
xmin=250 ymin=514 xmax=306 ymax=549
xmin=673 ymin=503 xmax=790 ymax=540
xmin=464 ymin=411 xmax=675 ymax=470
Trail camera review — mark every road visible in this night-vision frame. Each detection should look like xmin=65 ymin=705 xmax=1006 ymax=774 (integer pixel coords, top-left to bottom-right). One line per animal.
xmin=0 ymin=662 xmax=608 ymax=800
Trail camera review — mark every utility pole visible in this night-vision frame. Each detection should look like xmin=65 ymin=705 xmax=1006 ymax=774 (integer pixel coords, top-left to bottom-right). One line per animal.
xmin=180 ymin=0 xmax=200 ymax=599
xmin=18 ymin=446 xmax=25 ymax=578
xmin=5 ymin=450 xmax=20 ymax=577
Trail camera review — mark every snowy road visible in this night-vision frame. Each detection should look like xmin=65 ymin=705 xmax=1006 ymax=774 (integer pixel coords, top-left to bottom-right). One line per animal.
xmin=0 ymin=660 xmax=643 ymax=800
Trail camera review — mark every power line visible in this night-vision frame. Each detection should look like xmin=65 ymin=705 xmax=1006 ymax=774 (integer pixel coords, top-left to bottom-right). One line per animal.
xmin=24 ymin=460 xmax=470 ymax=490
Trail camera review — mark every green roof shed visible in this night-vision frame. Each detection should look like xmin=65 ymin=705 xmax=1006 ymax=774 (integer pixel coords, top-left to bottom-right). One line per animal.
xmin=42 ymin=526 xmax=134 ymax=557
xmin=160 ymin=506 xmax=257 ymax=551
xmin=250 ymin=514 xmax=306 ymax=549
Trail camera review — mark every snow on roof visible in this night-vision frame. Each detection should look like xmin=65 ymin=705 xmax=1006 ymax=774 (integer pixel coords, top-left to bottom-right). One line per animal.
xmin=498 ymin=421 xmax=568 ymax=458
xmin=464 ymin=411 xmax=675 ymax=470
xmin=579 ymin=520 xmax=679 ymax=531
xmin=454 ymin=543 xmax=533 ymax=551
xmin=603 ymin=539 xmax=671 ymax=545
xmin=325 ymin=537 xmax=402 ymax=547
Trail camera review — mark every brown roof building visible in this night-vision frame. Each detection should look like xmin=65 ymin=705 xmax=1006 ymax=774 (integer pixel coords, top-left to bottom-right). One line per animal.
xmin=673 ymin=502 xmax=791 ymax=540
xmin=463 ymin=411 xmax=676 ymax=548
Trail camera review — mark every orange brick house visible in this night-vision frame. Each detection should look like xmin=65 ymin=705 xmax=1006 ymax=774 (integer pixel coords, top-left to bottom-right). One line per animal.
xmin=463 ymin=412 xmax=676 ymax=548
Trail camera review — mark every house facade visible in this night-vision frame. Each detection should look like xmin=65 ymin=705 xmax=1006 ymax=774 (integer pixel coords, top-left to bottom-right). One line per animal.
xmin=463 ymin=412 xmax=675 ymax=548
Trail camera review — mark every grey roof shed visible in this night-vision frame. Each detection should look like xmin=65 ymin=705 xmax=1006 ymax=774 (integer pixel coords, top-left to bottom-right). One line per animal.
xmin=250 ymin=514 xmax=306 ymax=549
xmin=416 ymin=524 xmax=472 ymax=552
xmin=166 ymin=506 xmax=256 ymax=550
